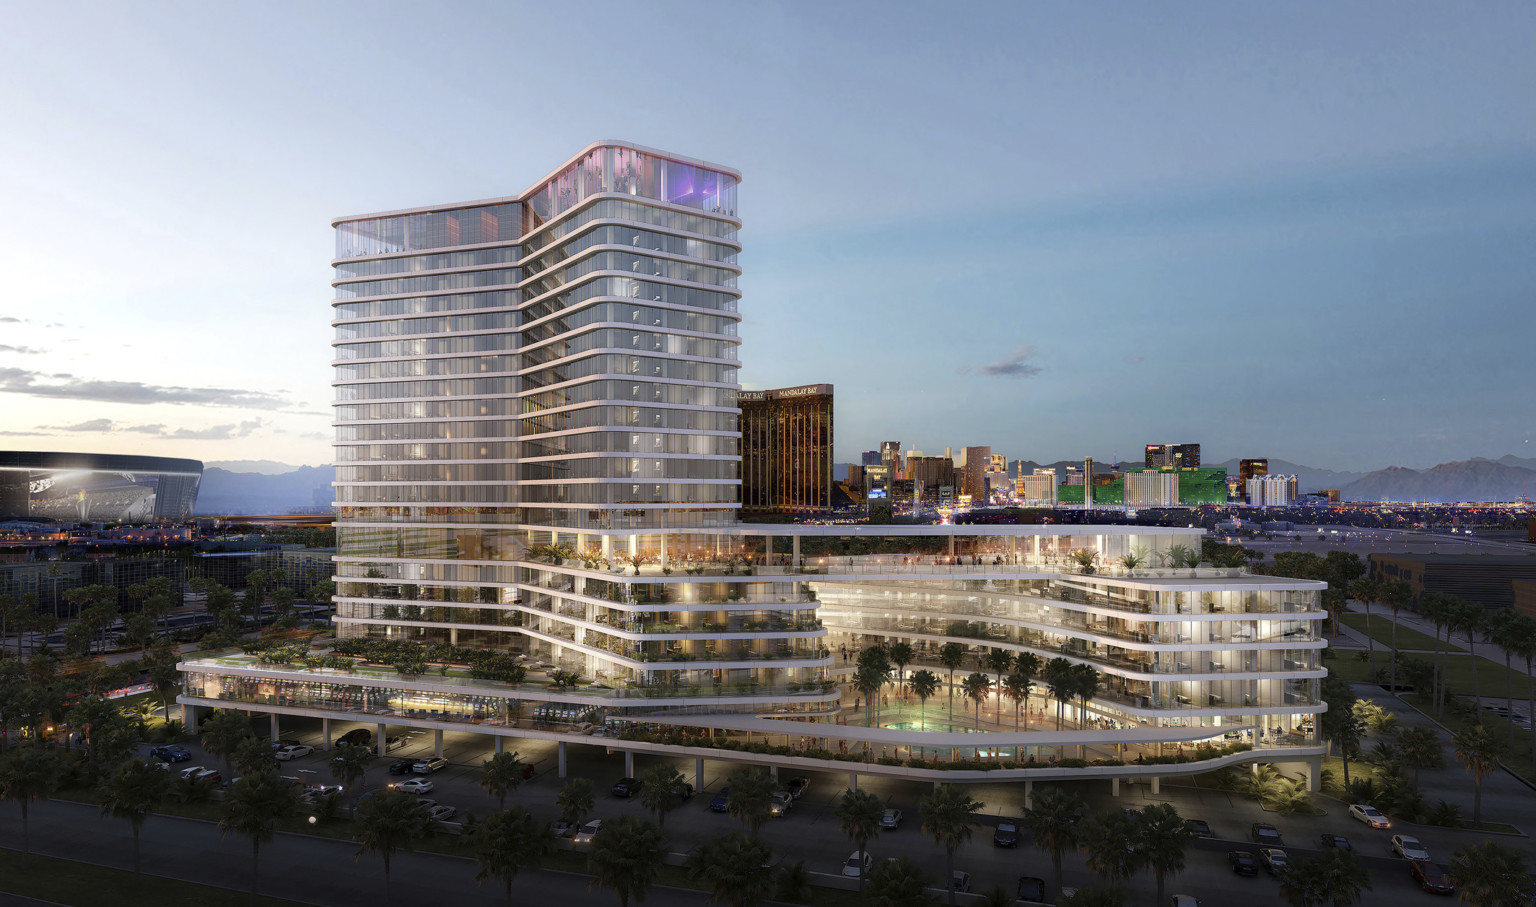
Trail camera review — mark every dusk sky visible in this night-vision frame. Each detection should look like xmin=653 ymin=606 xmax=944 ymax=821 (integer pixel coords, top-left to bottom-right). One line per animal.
xmin=1 ymin=1 xmax=1533 ymax=471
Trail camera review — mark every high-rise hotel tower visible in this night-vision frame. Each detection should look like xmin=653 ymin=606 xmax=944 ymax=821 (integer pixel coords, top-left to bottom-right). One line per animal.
xmin=180 ymin=143 xmax=1328 ymax=791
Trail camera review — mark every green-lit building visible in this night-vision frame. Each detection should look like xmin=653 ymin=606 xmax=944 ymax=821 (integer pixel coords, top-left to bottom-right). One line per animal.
xmin=1058 ymin=466 xmax=1229 ymax=507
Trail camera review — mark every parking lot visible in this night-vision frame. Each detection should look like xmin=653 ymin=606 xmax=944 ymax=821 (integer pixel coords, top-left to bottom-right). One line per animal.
xmin=146 ymin=710 xmax=1527 ymax=905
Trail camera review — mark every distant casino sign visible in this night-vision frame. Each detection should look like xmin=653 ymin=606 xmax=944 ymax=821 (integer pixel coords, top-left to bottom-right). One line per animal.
xmin=738 ymin=384 xmax=832 ymax=402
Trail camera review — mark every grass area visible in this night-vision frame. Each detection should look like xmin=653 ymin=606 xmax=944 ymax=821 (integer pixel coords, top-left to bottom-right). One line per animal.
xmin=1340 ymin=613 xmax=1461 ymax=653
xmin=0 ymin=846 xmax=308 ymax=906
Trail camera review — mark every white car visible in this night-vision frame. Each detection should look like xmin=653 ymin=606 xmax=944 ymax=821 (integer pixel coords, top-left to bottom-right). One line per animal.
xmin=880 ymin=808 xmax=902 ymax=829
xmin=1391 ymin=835 xmax=1430 ymax=861
xmin=393 ymin=778 xmax=434 ymax=794
xmin=274 ymin=744 xmax=313 ymax=761
xmin=1349 ymin=804 xmax=1391 ymax=829
xmin=842 ymin=851 xmax=873 ymax=878
xmin=770 ymin=792 xmax=793 ymax=817
xmin=179 ymin=766 xmax=220 ymax=784
xmin=574 ymin=819 xmax=602 ymax=844
xmin=426 ymin=804 xmax=456 ymax=822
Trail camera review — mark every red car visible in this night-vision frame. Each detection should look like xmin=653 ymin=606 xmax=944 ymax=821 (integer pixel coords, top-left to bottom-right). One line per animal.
xmin=1411 ymin=860 xmax=1455 ymax=895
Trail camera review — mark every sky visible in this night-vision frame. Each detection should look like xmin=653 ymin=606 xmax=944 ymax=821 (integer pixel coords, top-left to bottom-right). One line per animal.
xmin=0 ymin=1 xmax=1533 ymax=472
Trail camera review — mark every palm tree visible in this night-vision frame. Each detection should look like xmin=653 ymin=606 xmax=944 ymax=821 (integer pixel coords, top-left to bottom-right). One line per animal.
xmin=330 ymin=740 xmax=373 ymax=798
xmin=920 ymin=783 xmax=981 ymax=907
xmin=477 ymin=751 xmax=526 ymax=810
xmin=219 ymin=768 xmax=301 ymax=898
xmin=939 ymin=643 xmax=966 ymax=722
xmin=1025 ymin=784 xmax=1082 ymax=894
xmin=835 ymin=789 xmax=884 ymax=900
xmin=1060 ymin=889 xmax=1123 ymax=907
xmin=908 ymin=670 xmax=940 ymax=733
xmin=468 ymin=805 xmax=555 ymax=906
xmin=1419 ymin=593 xmax=1452 ymax=712
xmin=1068 ymin=548 xmax=1098 ymax=574
xmin=1449 ymin=840 xmax=1530 ymax=907
xmin=0 ymin=745 xmax=62 ymax=868
xmin=1321 ymin=676 xmax=1363 ymax=787
xmin=1349 ymin=578 xmax=1379 ymax=671
xmin=865 ymin=854 xmax=933 ymax=907
xmin=772 ymin=860 xmax=813 ymax=905
xmin=1487 ymin=611 xmax=1536 ymax=753
xmin=638 ymin=763 xmax=690 ymax=829
xmin=1002 ymin=672 xmax=1031 ymax=729
xmin=985 ymin=648 xmax=1014 ymax=710
xmin=587 ymin=813 xmax=666 ymax=907
xmin=1452 ymin=723 xmax=1504 ymax=825
xmin=1118 ymin=545 xmax=1149 ymax=571
xmin=354 ymin=788 xmax=433 ymax=906
xmin=962 ymin=672 xmax=992 ymax=730
xmin=1380 ymin=579 xmax=1412 ymax=693
xmin=1517 ymin=616 xmax=1536 ymax=768
xmin=725 ymin=766 xmax=776 ymax=839
xmin=1136 ymin=803 xmax=1190 ymax=905
xmin=888 ymin=641 xmax=915 ymax=699
xmin=1450 ymin=598 xmax=1487 ymax=705
xmin=1396 ymin=725 xmax=1444 ymax=789
xmin=99 ymin=757 xmax=172 ymax=883
xmin=1070 ymin=663 xmax=1100 ymax=755
xmin=1045 ymin=657 xmax=1074 ymax=730
xmin=557 ymin=776 xmax=597 ymax=827
xmin=683 ymin=830 xmax=775 ymax=907
xmin=199 ymin=708 xmax=254 ymax=778
xmin=1079 ymin=810 xmax=1141 ymax=890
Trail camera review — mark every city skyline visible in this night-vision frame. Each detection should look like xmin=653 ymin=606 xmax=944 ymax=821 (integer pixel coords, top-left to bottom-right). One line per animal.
xmin=2 ymin=2 xmax=1535 ymax=470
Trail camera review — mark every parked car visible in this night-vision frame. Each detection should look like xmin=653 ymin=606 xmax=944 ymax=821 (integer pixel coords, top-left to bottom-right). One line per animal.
xmin=950 ymin=871 xmax=971 ymax=893
xmin=1320 ymin=834 xmax=1353 ymax=851
xmin=151 ymin=745 xmax=191 ymax=763
xmin=274 ymin=744 xmax=313 ymax=761
xmin=388 ymin=759 xmax=415 ymax=776
xmin=786 ymin=777 xmax=809 ymax=799
xmin=1015 ymin=876 xmax=1048 ymax=904
xmin=1251 ymin=823 xmax=1283 ymax=846
xmin=269 ymin=738 xmax=301 ymax=751
xmin=1259 ymin=848 xmax=1289 ymax=876
xmin=842 ymin=851 xmax=872 ymax=878
xmin=709 ymin=787 xmax=730 ymax=813
xmin=413 ymin=756 xmax=448 ymax=774
xmin=393 ymin=778 xmax=434 ymax=794
xmin=1411 ymin=860 xmax=1455 ymax=895
xmin=337 ymin=728 xmax=372 ymax=747
xmin=179 ymin=766 xmax=220 ymax=784
xmin=384 ymin=735 xmax=407 ymax=752
xmin=993 ymin=819 xmax=1020 ymax=847
xmin=1184 ymin=819 xmax=1213 ymax=838
xmin=770 ymin=792 xmax=793 ymax=817
xmin=574 ymin=819 xmax=602 ymax=844
xmin=551 ymin=819 xmax=575 ymax=838
xmin=307 ymin=783 xmax=343 ymax=796
xmin=426 ymin=804 xmax=457 ymax=822
xmin=611 ymin=777 xmax=642 ymax=798
xmin=1229 ymin=851 xmax=1258 ymax=877
xmin=1391 ymin=835 xmax=1430 ymax=861
xmin=878 ymin=807 xmax=903 ymax=830
xmin=1349 ymin=803 xmax=1391 ymax=828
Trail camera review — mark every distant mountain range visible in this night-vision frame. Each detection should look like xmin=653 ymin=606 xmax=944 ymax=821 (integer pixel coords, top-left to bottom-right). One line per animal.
xmin=196 ymin=463 xmax=335 ymax=515
xmin=833 ymin=454 xmax=1536 ymax=504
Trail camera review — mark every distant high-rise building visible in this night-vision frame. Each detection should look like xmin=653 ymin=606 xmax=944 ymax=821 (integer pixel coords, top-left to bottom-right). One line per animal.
xmin=1125 ymin=470 xmax=1179 ymax=507
xmin=880 ymin=441 xmax=902 ymax=476
xmin=740 ymin=384 xmax=834 ymax=514
xmin=908 ymin=455 xmax=954 ymax=501
xmin=1240 ymin=459 xmax=1269 ymax=488
xmin=1145 ymin=443 xmax=1201 ymax=469
xmin=860 ymin=451 xmax=881 ymax=467
xmin=1016 ymin=468 xmax=1057 ymax=506
xmin=1248 ymin=475 xmax=1299 ymax=507
xmin=960 ymin=446 xmax=991 ymax=503
xmin=987 ymin=453 xmax=1007 ymax=473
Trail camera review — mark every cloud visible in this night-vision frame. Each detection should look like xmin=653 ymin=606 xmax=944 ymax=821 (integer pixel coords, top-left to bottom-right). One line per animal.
xmin=27 ymin=418 xmax=265 ymax=440
xmin=1125 ymin=355 xmax=1145 ymax=364
xmin=0 ymin=345 xmax=44 ymax=354
xmin=162 ymin=420 xmax=265 ymax=440
xmin=0 ymin=429 xmax=49 ymax=436
xmin=973 ymin=345 xmax=1043 ymax=378
xmin=0 ymin=317 xmax=20 ymax=323
xmin=0 ymin=367 xmax=291 ymax=409
xmin=42 ymin=418 xmax=115 ymax=432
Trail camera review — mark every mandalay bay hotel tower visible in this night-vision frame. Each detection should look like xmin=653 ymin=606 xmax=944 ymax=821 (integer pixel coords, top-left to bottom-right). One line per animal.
xmin=180 ymin=142 xmax=1329 ymax=792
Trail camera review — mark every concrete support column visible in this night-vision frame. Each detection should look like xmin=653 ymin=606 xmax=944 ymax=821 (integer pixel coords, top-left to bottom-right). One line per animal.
xmin=624 ymin=751 xmax=635 ymax=777
xmin=792 ymin=535 xmax=801 ymax=567
xmin=494 ymin=735 xmax=504 ymax=755
xmin=270 ymin=713 xmax=280 ymax=741
xmin=450 ymin=627 xmax=459 ymax=646
xmin=1111 ymin=778 xmax=1120 ymax=797
xmin=376 ymin=724 xmax=387 ymax=757
xmin=1023 ymin=780 xmax=1034 ymax=809
xmin=181 ymin=703 xmax=198 ymax=731
xmin=1150 ymin=777 xmax=1160 ymax=795
xmin=321 ymin=718 xmax=331 ymax=751
xmin=433 ymin=729 xmax=444 ymax=758
xmin=765 ymin=535 xmax=772 ymax=565
xmin=558 ymin=741 xmax=568 ymax=778
xmin=769 ymin=765 xmax=779 ymax=780
xmin=660 ymin=532 xmax=667 ymax=568
xmin=696 ymin=758 xmax=705 ymax=789
xmin=602 ymin=536 xmax=612 ymax=562
xmin=847 ymin=772 xmax=858 ymax=792
xmin=948 ymin=536 xmax=955 ymax=557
